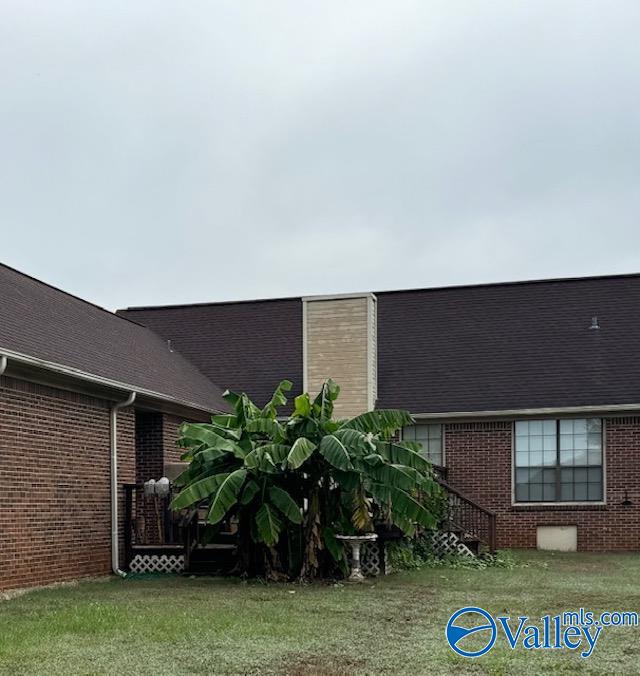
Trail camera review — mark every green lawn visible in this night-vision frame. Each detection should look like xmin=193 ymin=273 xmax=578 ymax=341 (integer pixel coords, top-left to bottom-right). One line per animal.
xmin=0 ymin=551 xmax=638 ymax=675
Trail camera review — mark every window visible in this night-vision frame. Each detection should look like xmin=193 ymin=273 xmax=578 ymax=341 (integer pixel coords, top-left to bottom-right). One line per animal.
xmin=514 ymin=419 xmax=603 ymax=503
xmin=402 ymin=424 xmax=443 ymax=466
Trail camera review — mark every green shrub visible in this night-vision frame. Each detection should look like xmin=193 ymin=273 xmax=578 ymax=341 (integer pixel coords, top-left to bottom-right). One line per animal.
xmin=386 ymin=541 xmax=424 ymax=570
xmin=387 ymin=532 xmax=518 ymax=571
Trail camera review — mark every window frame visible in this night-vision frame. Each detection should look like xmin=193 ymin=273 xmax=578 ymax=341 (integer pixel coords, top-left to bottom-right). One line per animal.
xmin=400 ymin=422 xmax=445 ymax=467
xmin=511 ymin=418 xmax=607 ymax=506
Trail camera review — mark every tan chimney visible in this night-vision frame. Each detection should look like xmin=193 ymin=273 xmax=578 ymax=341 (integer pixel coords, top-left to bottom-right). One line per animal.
xmin=302 ymin=293 xmax=377 ymax=419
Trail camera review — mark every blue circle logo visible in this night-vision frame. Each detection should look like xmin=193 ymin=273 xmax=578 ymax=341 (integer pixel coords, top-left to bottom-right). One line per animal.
xmin=446 ymin=607 xmax=497 ymax=658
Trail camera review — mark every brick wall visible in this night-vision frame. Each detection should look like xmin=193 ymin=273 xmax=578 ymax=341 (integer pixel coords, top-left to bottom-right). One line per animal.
xmin=135 ymin=411 xmax=163 ymax=483
xmin=4 ymin=366 xmax=637 ymax=594
xmin=163 ymin=413 xmax=187 ymax=465
xmin=444 ymin=418 xmax=640 ymax=551
xmin=0 ymin=376 xmax=135 ymax=591
xmin=134 ymin=412 xmax=193 ymax=482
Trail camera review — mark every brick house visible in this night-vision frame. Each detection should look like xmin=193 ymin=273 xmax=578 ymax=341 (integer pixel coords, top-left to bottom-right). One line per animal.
xmin=2 ymin=264 xmax=639 ymax=590
xmin=0 ymin=264 xmax=228 ymax=591
xmin=119 ymin=278 xmax=640 ymax=555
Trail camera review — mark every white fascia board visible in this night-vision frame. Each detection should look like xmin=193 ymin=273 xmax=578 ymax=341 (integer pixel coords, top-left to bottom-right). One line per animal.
xmin=0 ymin=346 xmax=221 ymax=414
xmin=411 ymin=403 xmax=640 ymax=421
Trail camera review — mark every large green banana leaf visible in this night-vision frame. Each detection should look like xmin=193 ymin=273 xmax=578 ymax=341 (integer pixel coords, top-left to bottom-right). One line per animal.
xmin=367 ymin=463 xmax=428 ymax=492
xmin=286 ymin=437 xmax=316 ymax=469
xmin=239 ymin=479 xmax=260 ymax=505
xmin=375 ymin=440 xmax=431 ymax=473
xmin=269 ymin=486 xmax=302 ymax=524
xmin=255 ymin=503 xmax=282 ymax=545
xmin=245 ymin=418 xmax=285 ymax=439
xmin=369 ymin=482 xmax=437 ymax=529
xmin=181 ymin=421 xmax=241 ymax=442
xmin=332 ymin=428 xmax=374 ymax=455
xmin=341 ymin=410 xmax=413 ymax=434
xmin=207 ymin=469 xmax=248 ymax=524
xmin=293 ymin=393 xmax=312 ymax=417
xmin=171 ymin=472 xmax=232 ymax=510
xmin=319 ymin=435 xmax=354 ymax=471
xmin=261 ymin=379 xmax=292 ymax=416
xmin=312 ymin=379 xmax=340 ymax=420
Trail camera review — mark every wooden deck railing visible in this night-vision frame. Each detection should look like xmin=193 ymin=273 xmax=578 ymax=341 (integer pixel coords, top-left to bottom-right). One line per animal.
xmin=123 ymin=483 xmax=183 ymax=567
xmin=436 ymin=477 xmax=497 ymax=553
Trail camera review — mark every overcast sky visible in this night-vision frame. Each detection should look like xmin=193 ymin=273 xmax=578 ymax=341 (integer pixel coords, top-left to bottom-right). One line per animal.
xmin=1 ymin=1 xmax=639 ymax=310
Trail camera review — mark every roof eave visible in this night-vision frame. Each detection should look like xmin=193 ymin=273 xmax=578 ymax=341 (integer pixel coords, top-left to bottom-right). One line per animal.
xmin=410 ymin=402 xmax=640 ymax=421
xmin=0 ymin=346 xmax=226 ymax=415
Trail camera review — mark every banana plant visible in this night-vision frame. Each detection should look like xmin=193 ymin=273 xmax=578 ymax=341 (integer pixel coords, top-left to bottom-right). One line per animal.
xmin=171 ymin=378 xmax=443 ymax=579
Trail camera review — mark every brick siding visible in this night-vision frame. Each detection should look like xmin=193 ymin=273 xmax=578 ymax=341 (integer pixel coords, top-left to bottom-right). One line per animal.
xmin=135 ymin=411 xmax=197 ymax=481
xmin=3 ymin=365 xmax=639 ymax=593
xmin=135 ymin=411 xmax=164 ymax=483
xmin=0 ymin=376 xmax=135 ymax=591
xmin=444 ymin=418 xmax=640 ymax=551
xmin=162 ymin=413 xmax=188 ymax=465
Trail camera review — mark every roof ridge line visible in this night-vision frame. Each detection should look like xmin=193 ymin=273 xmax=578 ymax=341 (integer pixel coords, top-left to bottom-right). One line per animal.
xmin=118 ymin=270 xmax=640 ymax=312
xmin=375 ymin=270 xmax=640 ymax=296
xmin=118 ymin=294 xmax=303 ymax=312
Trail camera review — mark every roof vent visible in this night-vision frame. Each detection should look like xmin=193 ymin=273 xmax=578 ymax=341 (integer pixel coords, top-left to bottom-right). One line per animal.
xmin=167 ymin=339 xmax=174 ymax=352
xmin=589 ymin=316 xmax=600 ymax=330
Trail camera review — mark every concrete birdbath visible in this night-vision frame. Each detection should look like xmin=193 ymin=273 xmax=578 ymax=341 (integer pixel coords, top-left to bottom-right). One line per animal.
xmin=336 ymin=533 xmax=378 ymax=582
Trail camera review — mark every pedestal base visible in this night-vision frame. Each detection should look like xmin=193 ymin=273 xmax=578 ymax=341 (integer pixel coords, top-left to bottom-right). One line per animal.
xmin=336 ymin=533 xmax=378 ymax=583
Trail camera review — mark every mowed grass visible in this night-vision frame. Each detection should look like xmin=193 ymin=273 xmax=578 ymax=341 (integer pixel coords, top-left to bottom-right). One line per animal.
xmin=0 ymin=551 xmax=638 ymax=675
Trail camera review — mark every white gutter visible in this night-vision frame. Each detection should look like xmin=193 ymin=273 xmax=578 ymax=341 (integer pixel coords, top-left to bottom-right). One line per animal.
xmin=0 ymin=355 xmax=7 ymax=376
xmin=111 ymin=391 xmax=136 ymax=577
xmin=0 ymin=346 xmax=220 ymax=414
xmin=412 ymin=402 xmax=640 ymax=420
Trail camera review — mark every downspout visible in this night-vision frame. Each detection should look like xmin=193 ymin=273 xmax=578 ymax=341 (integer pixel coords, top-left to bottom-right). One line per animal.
xmin=110 ymin=391 xmax=136 ymax=577
xmin=0 ymin=355 xmax=7 ymax=376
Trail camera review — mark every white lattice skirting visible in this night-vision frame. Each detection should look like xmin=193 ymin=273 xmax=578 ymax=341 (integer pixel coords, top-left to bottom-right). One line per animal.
xmin=129 ymin=554 xmax=185 ymax=574
xmin=429 ymin=531 xmax=475 ymax=557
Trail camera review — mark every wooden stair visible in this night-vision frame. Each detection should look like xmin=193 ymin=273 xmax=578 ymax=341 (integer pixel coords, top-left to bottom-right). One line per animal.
xmin=435 ymin=475 xmax=497 ymax=555
xmin=182 ymin=510 xmax=239 ymax=575
xmin=186 ymin=543 xmax=237 ymax=575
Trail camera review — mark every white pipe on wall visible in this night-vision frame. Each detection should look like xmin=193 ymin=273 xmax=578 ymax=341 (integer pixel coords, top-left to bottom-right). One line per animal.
xmin=110 ymin=391 xmax=136 ymax=577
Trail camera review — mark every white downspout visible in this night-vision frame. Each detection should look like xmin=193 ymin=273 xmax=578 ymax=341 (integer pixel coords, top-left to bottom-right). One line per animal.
xmin=0 ymin=355 xmax=7 ymax=376
xmin=110 ymin=391 xmax=136 ymax=577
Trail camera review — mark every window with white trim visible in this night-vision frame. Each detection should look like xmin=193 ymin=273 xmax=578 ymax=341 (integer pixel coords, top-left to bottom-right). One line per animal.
xmin=402 ymin=424 xmax=443 ymax=466
xmin=514 ymin=419 xmax=603 ymax=503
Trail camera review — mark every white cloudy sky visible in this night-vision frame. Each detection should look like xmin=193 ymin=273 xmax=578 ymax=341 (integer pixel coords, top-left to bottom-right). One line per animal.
xmin=1 ymin=1 xmax=639 ymax=309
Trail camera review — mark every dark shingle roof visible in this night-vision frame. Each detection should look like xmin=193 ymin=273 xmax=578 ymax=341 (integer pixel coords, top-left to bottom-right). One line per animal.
xmin=376 ymin=274 xmax=640 ymax=413
xmin=119 ymin=273 xmax=640 ymax=415
xmin=0 ymin=263 xmax=227 ymax=412
xmin=117 ymin=298 xmax=302 ymax=407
